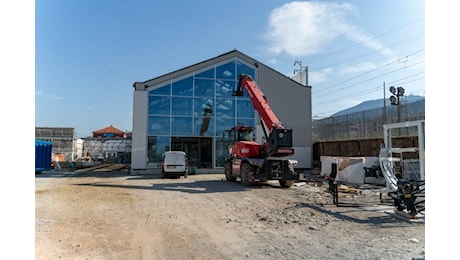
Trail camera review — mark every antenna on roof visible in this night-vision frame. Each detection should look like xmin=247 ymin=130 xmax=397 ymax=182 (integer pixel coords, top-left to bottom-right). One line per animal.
xmin=293 ymin=60 xmax=309 ymax=87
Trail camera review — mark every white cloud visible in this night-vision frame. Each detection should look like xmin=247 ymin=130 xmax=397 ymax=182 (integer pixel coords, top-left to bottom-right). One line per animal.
xmin=264 ymin=1 xmax=392 ymax=57
xmin=339 ymin=23 xmax=394 ymax=56
xmin=309 ymin=67 xmax=333 ymax=83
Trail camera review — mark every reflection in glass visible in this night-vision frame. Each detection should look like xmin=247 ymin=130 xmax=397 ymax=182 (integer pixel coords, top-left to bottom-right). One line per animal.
xmin=146 ymin=59 xmax=256 ymax=169
xmin=148 ymin=116 xmax=170 ymax=135
xmin=148 ymin=96 xmax=170 ymax=115
xmin=149 ymin=84 xmax=171 ymax=95
xmin=216 ymin=79 xmax=235 ymax=97
xmin=195 ymin=68 xmax=214 ymax=79
xmin=237 ymin=99 xmax=254 ymax=118
xmin=216 ymin=61 xmax=235 ymax=79
xmin=195 ymin=79 xmax=214 ymax=97
xmin=216 ymin=98 xmax=235 ymax=118
xmin=172 ymin=117 xmax=193 ymax=135
xmin=172 ymin=77 xmax=193 ymax=96
xmin=193 ymin=98 xmax=214 ymax=117
xmin=215 ymin=117 xmax=236 ymax=137
xmin=147 ymin=136 xmax=170 ymax=166
xmin=199 ymin=101 xmax=213 ymax=136
xmin=237 ymin=61 xmax=255 ymax=79
xmin=172 ymin=97 xmax=193 ymax=116
xmin=194 ymin=116 xmax=214 ymax=136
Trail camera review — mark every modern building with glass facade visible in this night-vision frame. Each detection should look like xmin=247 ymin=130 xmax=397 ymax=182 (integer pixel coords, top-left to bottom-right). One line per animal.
xmin=131 ymin=50 xmax=312 ymax=173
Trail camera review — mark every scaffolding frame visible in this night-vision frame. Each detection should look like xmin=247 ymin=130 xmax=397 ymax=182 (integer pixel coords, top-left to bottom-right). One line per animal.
xmin=383 ymin=120 xmax=425 ymax=180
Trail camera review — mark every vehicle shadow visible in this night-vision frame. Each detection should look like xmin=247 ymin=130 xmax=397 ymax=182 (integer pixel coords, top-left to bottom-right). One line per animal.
xmin=149 ymin=179 xmax=282 ymax=193
xmin=73 ymin=178 xmax=284 ymax=194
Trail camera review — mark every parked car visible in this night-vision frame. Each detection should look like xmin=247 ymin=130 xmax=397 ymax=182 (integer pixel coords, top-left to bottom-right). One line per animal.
xmin=161 ymin=151 xmax=188 ymax=178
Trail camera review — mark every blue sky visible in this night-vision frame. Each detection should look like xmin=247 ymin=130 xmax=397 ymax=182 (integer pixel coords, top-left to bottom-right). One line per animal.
xmin=31 ymin=0 xmax=427 ymax=138
xmin=3 ymin=2 xmax=460 ymax=257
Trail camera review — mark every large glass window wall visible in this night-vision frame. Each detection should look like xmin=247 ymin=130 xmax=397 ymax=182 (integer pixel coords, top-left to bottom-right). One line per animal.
xmin=147 ymin=136 xmax=170 ymax=168
xmin=147 ymin=59 xmax=255 ymax=168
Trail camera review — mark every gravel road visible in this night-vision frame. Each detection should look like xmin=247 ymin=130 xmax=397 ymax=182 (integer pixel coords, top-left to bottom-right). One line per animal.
xmin=35 ymin=170 xmax=425 ymax=259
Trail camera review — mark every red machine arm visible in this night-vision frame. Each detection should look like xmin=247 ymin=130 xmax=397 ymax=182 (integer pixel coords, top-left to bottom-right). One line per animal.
xmin=234 ymin=74 xmax=286 ymax=132
xmin=233 ymin=74 xmax=293 ymax=157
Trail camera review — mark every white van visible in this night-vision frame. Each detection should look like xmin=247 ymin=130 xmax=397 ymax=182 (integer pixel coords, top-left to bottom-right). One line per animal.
xmin=161 ymin=151 xmax=188 ymax=178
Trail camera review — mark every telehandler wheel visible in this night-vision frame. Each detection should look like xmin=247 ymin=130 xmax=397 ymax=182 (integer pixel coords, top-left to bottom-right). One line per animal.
xmin=224 ymin=162 xmax=236 ymax=182
xmin=241 ymin=162 xmax=254 ymax=186
xmin=279 ymin=180 xmax=294 ymax=188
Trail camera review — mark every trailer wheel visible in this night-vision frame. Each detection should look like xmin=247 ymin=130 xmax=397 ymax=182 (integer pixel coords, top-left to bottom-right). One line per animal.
xmin=225 ymin=161 xmax=236 ymax=182
xmin=241 ymin=162 xmax=254 ymax=186
xmin=279 ymin=180 xmax=294 ymax=188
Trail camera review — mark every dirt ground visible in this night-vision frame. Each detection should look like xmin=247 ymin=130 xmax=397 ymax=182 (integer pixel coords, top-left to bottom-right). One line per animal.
xmin=35 ymin=170 xmax=426 ymax=260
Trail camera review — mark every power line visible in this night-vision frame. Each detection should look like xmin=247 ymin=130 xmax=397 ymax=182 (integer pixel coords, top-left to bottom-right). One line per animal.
xmin=306 ymin=17 xmax=424 ymax=64
xmin=314 ymin=62 xmax=424 ymax=101
xmin=314 ymin=69 xmax=424 ymax=109
xmin=304 ymin=17 xmax=425 ymax=118
xmin=313 ymin=49 xmax=425 ymax=95
xmin=310 ymin=33 xmax=424 ymax=72
xmin=385 ymin=72 xmax=425 ymax=86
xmin=313 ymin=72 xmax=424 ymax=112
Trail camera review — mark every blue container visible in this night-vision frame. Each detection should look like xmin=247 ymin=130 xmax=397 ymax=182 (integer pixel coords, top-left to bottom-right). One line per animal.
xmin=35 ymin=140 xmax=52 ymax=173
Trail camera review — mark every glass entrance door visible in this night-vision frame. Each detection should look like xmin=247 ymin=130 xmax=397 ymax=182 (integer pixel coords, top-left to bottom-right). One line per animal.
xmin=171 ymin=137 xmax=213 ymax=169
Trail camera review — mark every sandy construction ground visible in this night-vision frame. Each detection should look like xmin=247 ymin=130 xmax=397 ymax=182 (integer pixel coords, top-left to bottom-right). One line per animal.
xmin=35 ymin=170 xmax=426 ymax=259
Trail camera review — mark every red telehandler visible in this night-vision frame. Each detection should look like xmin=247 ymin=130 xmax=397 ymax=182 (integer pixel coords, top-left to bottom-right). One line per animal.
xmin=223 ymin=74 xmax=299 ymax=188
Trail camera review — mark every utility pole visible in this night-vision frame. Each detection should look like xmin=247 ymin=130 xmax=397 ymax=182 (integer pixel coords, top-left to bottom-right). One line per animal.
xmin=383 ymin=82 xmax=387 ymax=124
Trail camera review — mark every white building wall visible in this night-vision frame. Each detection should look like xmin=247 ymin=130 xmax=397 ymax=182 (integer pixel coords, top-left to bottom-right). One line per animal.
xmin=131 ymin=90 xmax=148 ymax=169
xmin=83 ymin=139 xmax=132 ymax=160
xmin=290 ymin=147 xmax=311 ymax=169
xmin=103 ymin=140 xmax=131 ymax=154
xmin=85 ymin=140 xmax=104 ymax=159
xmin=75 ymin=139 xmax=84 ymax=160
xmin=291 ymin=69 xmax=308 ymax=86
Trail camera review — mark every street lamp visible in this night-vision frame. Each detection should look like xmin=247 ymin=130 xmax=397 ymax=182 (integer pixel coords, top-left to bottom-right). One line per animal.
xmin=389 ymin=86 xmax=405 ymax=123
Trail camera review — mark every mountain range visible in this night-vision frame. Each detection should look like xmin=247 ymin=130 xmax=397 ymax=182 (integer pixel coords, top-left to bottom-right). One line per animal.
xmin=332 ymin=95 xmax=425 ymax=117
